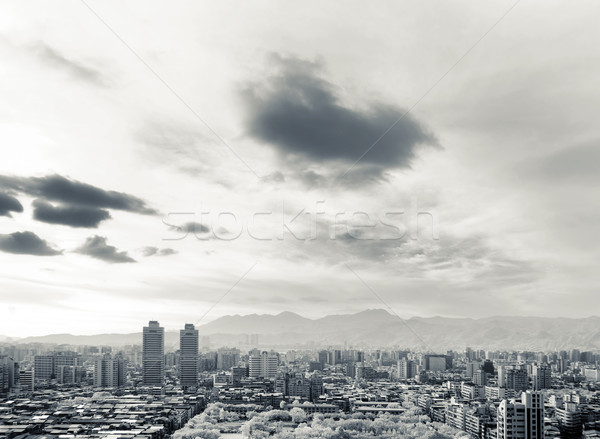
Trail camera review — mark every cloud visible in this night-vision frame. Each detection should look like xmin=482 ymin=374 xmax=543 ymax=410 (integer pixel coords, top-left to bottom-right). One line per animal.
xmin=140 ymin=246 xmax=178 ymax=257
xmin=261 ymin=171 xmax=286 ymax=183
xmin=157 ymin=248 xmax=177 ymax=256
xmin=0 ymin=193 xmax=23 ymax=217
xmin=241 ymin=54 xmax=437 ymax=180
xmin=0 ymin=231 xmax=62 ymax=256
xmin=75 ymin=236 xmax=135 ymax=263
xmin=140 ymin=246 xmax=159 ymax=257
xmin=32 ymin=199 xmax=111 ymax=228
xmin=0 ymin=174 xmax=156 ymax=214
xmin=169 ymin=221 xmax=210 ymax=235
xmin=32 ymin=42 xmax=109 ymax=86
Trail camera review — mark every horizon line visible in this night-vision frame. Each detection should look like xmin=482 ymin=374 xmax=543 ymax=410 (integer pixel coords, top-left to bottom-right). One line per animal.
xmin=2 ymin=309 xmax=599 ymax=339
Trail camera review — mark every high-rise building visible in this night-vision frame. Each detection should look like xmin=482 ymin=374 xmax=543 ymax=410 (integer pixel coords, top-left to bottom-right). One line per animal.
xmin=556 ymin=402 xmax=583 ymax=438
xmin=143 ymin=320 xmax=164 ymax=386
xmin=465 ymin=347 xmax=474 ymax=361
xmin=473 ymin=369 xmax=487 ymax=386
xmin=33 ymin=352 xmax=79 ymax=382
xmin=482 ymin=359 xmax=495 ymax=375
xmin=423 ymin=354 xmax=448 ymax=371
xmin=499 ymin=366 xmax=528 ymax=392
xmin=33 ymin=355 xmax=54 ymax=381
xmin=398 ymin=359 xmax=417 ymax=380
xmin=531 ymin=364 xmax=551 ymax=390
xmin=56 ymin=365 xmax=83 ymax=384
xmin=179 ymin=323 xmax=199 ymax=388
xmin=94 ymin=354 xmax=126 ymax=387
xmin=318 ymin=351 xmax=329 ymax=369
xmin=286 ymin=374 xmax=311 ymax=398
xmin=466 ymin=361 xmax=482 ymax=378
xmin=216 ymin=348 xmax=240 ymax=370
xmin=310 ymin=374 xmax=324 ymax=401
xmin=497 ymin=391 xmax=543 ymax=439
xmin=570 ymin=349 xmax=580 ymax=363
xmin=249 ymin=351 xmax=278 ymax=378
xmin=0 ymin=356 xmax=17 ymax=393
xmin=332 ymin=350 xmax=342 ymax=365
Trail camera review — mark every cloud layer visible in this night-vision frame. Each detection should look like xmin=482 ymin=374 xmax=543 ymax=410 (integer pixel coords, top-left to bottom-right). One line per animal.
xmin=32 ymin=199 xmax=111 ymax=228
xmin=0 ymin=231 xmax=62 ymax=256
xmin=75 ymin=235 xmax=135 ymax=263
xmin=0 ymin=193 xmax=23 ymax=217
xmin=32 ymin=42 xmax=109 ymax=87
xmin=140 ymin=246 xmax=178 ymax=257
xmin=0 ymin=174 xmax=156 ymax=215
xmin=242 ymin=55 xmax=437 ymax=180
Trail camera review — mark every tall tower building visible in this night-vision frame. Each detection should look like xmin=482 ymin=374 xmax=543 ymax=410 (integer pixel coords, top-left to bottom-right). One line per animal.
xmin=179 ymin=323 xmax=199 ymax=388
xmin=143 ymin=321 xmax=164 ymax=386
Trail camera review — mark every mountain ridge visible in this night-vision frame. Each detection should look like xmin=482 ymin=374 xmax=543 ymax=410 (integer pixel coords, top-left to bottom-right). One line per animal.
xmin=3 ymin=311 xmax=599 ymax=351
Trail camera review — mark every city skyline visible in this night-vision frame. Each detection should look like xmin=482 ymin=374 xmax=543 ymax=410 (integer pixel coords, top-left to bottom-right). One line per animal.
xmin=2 ymin=310 xmax=599 ymax=354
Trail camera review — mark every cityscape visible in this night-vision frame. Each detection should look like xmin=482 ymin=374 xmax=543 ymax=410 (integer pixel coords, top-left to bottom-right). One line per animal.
xmin=2 ymin=1 xmax=600 ymax=439
xmin=1 ymin=314 xmax=600 ymax=438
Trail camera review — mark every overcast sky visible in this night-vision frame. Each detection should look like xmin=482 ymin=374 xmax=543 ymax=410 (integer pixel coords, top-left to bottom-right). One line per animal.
xmin=1 ymin=0 xmax=599 ymax=337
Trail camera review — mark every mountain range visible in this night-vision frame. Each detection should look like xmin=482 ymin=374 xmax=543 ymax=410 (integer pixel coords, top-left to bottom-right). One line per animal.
xmin=3 ymin=310 xmax=599 ymax=351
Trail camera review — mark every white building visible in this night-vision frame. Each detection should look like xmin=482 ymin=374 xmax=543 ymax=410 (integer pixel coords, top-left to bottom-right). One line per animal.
xmin=249 ymin=351 xmax=278 ymax=378
xmin=497 ymin=391 xmax=543 ymax=439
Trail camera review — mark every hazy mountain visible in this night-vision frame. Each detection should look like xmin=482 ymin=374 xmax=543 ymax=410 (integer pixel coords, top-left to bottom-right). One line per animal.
xmin=0 ymin=335 xmax=17 ymax=343
xmin=12 ymin=310 xmax=600 ymax=351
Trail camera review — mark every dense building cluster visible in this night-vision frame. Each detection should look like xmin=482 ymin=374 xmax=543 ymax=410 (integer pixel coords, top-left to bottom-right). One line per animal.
xmin=1 ymin=321 xmax=599 ymax=438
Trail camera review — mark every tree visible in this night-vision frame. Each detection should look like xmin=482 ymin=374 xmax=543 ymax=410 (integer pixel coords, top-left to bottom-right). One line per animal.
xmin=290 ymin=407 xmax=307 ymax=423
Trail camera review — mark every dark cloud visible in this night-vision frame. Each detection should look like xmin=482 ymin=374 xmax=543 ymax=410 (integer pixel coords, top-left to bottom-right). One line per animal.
xmin=140 ymin=246 xmax=178 ymax=257
xmin=0 ymin=174 xmax=156 ymax=215
xmin=0 ymin=193 xmax=23 ymax=217
xmin=33 ymin=42 xmax=109 ymax=86
xmin=242 ymin=55 xmax=437 ymax=178
xmin=32 ymin=199 xmax=111 ymax=228
xmin=0 ymin=231 xmax=62 ymax=256
xmin=76 ymin=236 xmax=135 ymax=263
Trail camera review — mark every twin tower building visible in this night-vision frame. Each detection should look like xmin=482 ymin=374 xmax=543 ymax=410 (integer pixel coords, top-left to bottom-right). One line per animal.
xmin=142 ymin=321 xmax=198 ymax=388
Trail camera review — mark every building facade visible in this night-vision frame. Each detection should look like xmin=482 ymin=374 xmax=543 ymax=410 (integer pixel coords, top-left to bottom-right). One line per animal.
xmin=142 ymin=320 xmax=165 ymax=386
xmin=179 ymin=323 xmax=199 ymax=388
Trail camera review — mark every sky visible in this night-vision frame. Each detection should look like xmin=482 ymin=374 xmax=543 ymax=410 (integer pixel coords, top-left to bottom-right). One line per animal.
xmin=1 ymin=0 xmax=599 ymax=337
